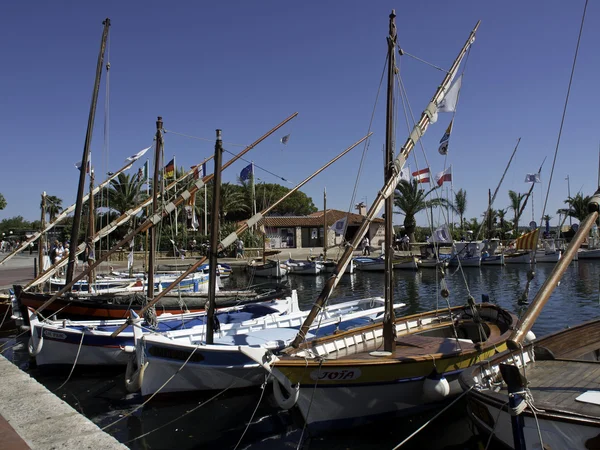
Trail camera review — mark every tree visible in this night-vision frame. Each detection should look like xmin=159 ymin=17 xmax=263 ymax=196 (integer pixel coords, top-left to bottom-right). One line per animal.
xmin=45 ymin=195 xmax=63 ymax=222
xmin=560 ymin=193 xmax=591 ymax=222
xmin=508 ymin=190 xmax=525 ymax=236
xmin=105 ymin=173 xmax=146 ymax=215
xmin=452 ymin=189 xmax=467 ymax=231
xmin=394 ymin=179 xmax=448 ymax=242
xmin=0 ymin=193 xmax=6 ymax=210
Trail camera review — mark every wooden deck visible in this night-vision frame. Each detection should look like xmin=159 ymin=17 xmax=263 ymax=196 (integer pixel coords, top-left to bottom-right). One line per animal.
xmin=502 ymin=359 xmax=600 ymax=419
xmin=332 ymin=323 xmax=502 ymax=361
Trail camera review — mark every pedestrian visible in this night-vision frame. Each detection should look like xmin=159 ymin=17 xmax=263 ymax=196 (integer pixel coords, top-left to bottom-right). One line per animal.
xmin=362 ymin=236 xmax=370 ymax=256
xmin=190 ymin=239 xmax=197 ymax=256
xmin=236 ymin=238 xmax=244 ymax=259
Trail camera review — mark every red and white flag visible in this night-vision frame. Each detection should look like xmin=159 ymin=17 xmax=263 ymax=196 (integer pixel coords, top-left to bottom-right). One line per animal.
xmin=434 ymin=166 xmax=452 ymax=187
xmin=411 ymin=168 xmax=430 ymax=183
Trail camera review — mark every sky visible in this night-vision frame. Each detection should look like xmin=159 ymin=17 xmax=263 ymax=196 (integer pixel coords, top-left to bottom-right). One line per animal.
xmin=1 ymin=0 xmax=599 ymax=232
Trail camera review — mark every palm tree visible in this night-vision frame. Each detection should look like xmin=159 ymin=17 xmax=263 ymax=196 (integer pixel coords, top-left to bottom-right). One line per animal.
xmin=560 ymin=193 xmax=591 ymax=222
xmin=45 ymin=195 xmax=63 ymax=222
xmin=105 ymin=173 xmax=146 ymax=215
xmin=394 ymin=179 xmax=448 ymax=242
xmin=219 ymin=182 xmax=250 ymax=219
xmin=496 ymin=208 xmax=508 ymax=240
xmin=508 ymin=190 xmax=525 ymax=236
xmin=452 ymin=189 xmax=467 ymax=231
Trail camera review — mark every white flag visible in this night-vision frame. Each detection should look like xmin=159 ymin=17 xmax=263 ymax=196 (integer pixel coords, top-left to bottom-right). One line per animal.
xmin=429 ymin=224 xmax=453 ymax=243
xmin=330 ymin=217 xmax=348 ymax=235
xmin=127 ymin=250 xmax=134 ymax=270
xmin=437 ymin=75 xmax=462 ymax=113
xmin=125 ymin=146 xmax=151 ymax=162
xmin=434 ymin=166 xmax=452 ymax=187
xmin=524 ymin=173 xmax=541 ymax=183
xmin=399 ymin=167 xmax=411 ymax=182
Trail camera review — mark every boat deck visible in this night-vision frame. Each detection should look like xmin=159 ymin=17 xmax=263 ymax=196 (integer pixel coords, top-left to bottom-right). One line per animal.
xmin=503 ymin=359 xmax=600 ymax=419
xmin=330 ymin=323 xmax=501 ymax=361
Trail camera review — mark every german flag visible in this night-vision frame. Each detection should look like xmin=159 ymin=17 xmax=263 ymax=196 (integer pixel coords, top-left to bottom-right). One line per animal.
xmin=515 ymin=228 xmax=539 ymax=250
xmin=164 ymin=159 xmax=175 ymax=178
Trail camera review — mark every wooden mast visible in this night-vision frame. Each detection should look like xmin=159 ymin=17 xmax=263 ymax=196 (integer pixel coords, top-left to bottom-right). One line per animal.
xmin=147 ymin=116 xmax=163 ymax=299
xmin=65 ymin=18 xmax=111 ymax=286
xmin=37 ymin=192 xmax=46 ymax=287
xmin=109 ymin=133 xmax=369 ymax=337
xmin=291 ymin=18 xmax=480 ymax=349
xmin=508 ymin=190 xmax=600 ymax=349
xmin=87 ymin=169 xmax=96 ymax=287
xmin=206 ymin=130 xmax=223 ymax=345
xmin=34 ymin=113 xmax=299 ymax=316
xmin=323 ymin=188 xmax=327 ymax=260
xmin=383 ymin=10 xmax=397 ymax=353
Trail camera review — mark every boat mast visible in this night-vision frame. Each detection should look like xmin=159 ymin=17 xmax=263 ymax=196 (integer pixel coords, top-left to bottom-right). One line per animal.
xmin=147 ymin=117 xmax=163 ymax=299
xmin=108 ymin=133 xmax=369 ymax=337
xmin=291 ymin=19 xmax=479 ymax=349
xmin=34 ymin=113 xmax=298 ymax=315
xmin=206 ymin=130 xmax=223 ymax=345
xmin=383 ymin=10 xmax=397 ymax=353
xmin=323 ymin=188 xmax=327 ymax=260
xmin=508 ymin=191 xmax=600 ymax=348
xmin=38 ymin=192 xmax=46 ymax=285
xmin=65 ymin=18 xmax=111 ymax=286
xmin=87 ymin=169 xmax=96 ymax=287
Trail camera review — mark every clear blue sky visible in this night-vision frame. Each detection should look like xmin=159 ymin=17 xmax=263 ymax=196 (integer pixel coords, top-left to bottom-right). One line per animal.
xmin=1 ymin=0 xmax=598 ymax=232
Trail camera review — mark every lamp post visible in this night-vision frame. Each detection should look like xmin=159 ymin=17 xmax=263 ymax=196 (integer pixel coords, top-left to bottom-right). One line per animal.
xmin=566 ymin=175 xmax=572 ymax=225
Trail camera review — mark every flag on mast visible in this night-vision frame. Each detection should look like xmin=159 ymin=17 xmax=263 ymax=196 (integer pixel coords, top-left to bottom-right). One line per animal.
xmin=399 ymin=167 xmax=411 ymax=182
xmin=75 ymin=153 xmax=91 ymax=173
xmin=125 ymin=146 xmax=151 ymax=162
xmin=240 ymin=163 xmax=253 ymax=181
xmin=281 ymin=134 xmax=290 ymax=145
xmin=330 ymin=216 xmax=347 ymax=235
xmin=434 ymin=166 xmax=452 ymax=187
xmin=164 ymin=158 xmax=175 ymax=178
xmin=438 ymin=120 xmax=453 ymax=155
xmin=411 ymin=168 xmax=431 ymax=183
xmin=524 ymin=173 xmax=541 ymax=183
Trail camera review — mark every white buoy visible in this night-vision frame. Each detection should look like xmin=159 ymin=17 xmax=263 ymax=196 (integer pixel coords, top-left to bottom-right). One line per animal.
xmin=524 ymin=330 xmax=536 ymax=343
xmin=422 ymin=370 xmax=451 ymax=402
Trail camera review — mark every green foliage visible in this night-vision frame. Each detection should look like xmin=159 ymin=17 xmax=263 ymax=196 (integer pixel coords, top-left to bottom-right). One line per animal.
xmin=394 ymin=179 xmax=449 ymax=242
xmin=451 ymin=189 xmax=468 ymax=230
xmin=560 ymin=193 xmax=591 ymax=222
xmin=0 ymin=193 xmax=6 ymax=210
xmin=45 ymin=195 xmax=63 ymax=222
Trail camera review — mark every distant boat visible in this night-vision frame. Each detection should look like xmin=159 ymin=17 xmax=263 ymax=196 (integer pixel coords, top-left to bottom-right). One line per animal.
xmin=247 ymin=259 xmax=288 ymax=278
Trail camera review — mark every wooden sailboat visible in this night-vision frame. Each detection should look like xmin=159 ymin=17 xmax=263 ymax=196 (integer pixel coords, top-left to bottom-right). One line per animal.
xmin=242 ymin=12 xmax=518 ymax=430
xmin=459 ymin=196 xmax=600 ymax=450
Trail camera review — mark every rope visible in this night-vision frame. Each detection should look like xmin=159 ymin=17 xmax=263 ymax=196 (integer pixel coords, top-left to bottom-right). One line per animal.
xmin=483 ymin=399 xmax=510 ymax=450
xmin=233 ymin=372 xmax=272 ymax=450
xmin=536 ymin=0 xmax=589 ymax=256
xmin=399 ymin=47 xmax=449 ymax=73
xmin=392 ymin=385 xmax=474 ymax=449
xmin=120 ymin=359 xmax=259 ymax=444
xmin=296 ymin=358 xmax=324 ymax=450
xmin=163 ymin=129 xmax=247 ymax=147
xmin=0 ymin=303 xmax=10 ymax=330
xmin=53 ymin=329 xmax=85 ymax=392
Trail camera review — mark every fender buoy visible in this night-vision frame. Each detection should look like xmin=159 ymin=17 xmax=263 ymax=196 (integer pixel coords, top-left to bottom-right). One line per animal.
xmin=28 ymin=331 xmax=44 ymax=357
xmin=125 ymin=354 xmax=147 ymax=393
xmin=272 ymin=378 xmax=299 ymax=410
xmin=422 ymin=370 xmax=450 ymax=402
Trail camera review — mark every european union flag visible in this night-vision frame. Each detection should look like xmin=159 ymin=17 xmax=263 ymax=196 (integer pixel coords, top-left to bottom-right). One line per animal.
xmin=240 ymin=163 xmax=253 ymax=181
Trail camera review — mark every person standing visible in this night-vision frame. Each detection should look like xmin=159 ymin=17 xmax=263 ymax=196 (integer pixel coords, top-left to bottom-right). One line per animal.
xmin=236 ymin=238 xmax=244 ymax=259
xmin=362 ymin=236 xmax=370 ymax=256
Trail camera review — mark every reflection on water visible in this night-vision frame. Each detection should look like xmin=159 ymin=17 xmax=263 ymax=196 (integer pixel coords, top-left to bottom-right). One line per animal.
xmin=2 ymin=262 xmax=600 ymax=449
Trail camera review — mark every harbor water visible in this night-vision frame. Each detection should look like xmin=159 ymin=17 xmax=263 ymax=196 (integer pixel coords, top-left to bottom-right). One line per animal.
xmin=2 ymin=260 xmax=600 ymax=449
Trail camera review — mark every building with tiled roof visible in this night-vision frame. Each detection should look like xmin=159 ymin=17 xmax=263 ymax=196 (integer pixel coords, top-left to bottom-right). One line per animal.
xmin=258 ymin=208 xmax=384 ymax=250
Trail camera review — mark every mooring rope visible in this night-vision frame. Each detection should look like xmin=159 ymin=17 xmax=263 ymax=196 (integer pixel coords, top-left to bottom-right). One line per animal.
xmin=391 ymin=385 xmax=474 ymax=449
xmin=53 ymin=329 xmax=86 ymax=392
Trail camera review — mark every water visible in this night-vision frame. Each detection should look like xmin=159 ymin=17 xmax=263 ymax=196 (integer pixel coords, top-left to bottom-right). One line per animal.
xmin=3 ymin=261 xmax=600 ymax=449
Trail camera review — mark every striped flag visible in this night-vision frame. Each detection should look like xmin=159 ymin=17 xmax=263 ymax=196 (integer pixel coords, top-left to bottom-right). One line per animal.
xmin=411 ymin=168 xmax=430 ymax=184
xmin=434 ymin=166 xmax=452 ymax=187
xmin=515 ymin=228 xmax=539 ymax=250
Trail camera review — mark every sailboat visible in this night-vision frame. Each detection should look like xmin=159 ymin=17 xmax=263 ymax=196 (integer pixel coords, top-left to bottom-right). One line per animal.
xmin=459 ymin=195 xmax=600 ymax=449
xmin=242 ymin=12 xmax=518 ymax=430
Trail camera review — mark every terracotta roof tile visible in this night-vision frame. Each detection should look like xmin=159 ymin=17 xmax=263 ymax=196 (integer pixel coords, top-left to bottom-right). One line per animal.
xmin=259 ymin=209 xmax=382 ymax=227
